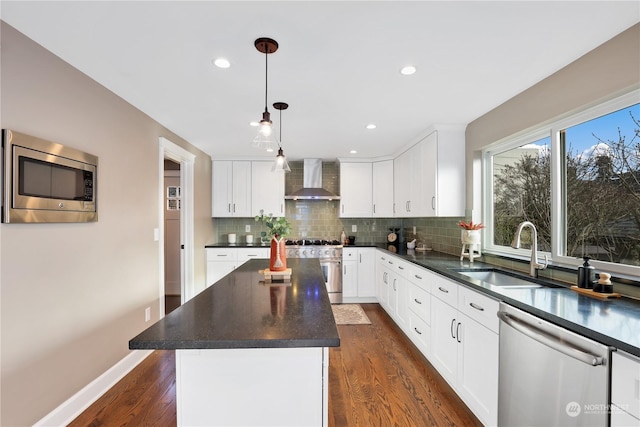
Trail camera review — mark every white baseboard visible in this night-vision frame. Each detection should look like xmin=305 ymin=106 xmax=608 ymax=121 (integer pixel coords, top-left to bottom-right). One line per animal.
xmin=33 ymin=349 xmax=153 ymax=427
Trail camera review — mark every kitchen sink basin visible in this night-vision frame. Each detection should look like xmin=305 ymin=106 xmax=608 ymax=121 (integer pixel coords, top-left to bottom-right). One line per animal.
xmin=457 ymin=269 xmax=544 ymax=289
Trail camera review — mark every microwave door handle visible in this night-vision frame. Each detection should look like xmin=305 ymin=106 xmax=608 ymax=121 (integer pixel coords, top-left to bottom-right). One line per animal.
xmin=497 ymin=311 xmax=603 ymax=366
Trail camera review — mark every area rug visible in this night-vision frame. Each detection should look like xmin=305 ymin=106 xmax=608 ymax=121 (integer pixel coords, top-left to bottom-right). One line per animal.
xmin=332 ymin=304 xmax=371 ymax=325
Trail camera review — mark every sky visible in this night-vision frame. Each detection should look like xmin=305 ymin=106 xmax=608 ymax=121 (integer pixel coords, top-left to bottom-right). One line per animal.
xmin=564 ymin=104 xmax=639 ymax=158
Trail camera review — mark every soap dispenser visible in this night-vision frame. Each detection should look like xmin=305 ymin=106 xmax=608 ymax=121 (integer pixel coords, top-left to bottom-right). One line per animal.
xmin=577 ymin=256 xmax=595 ymax=289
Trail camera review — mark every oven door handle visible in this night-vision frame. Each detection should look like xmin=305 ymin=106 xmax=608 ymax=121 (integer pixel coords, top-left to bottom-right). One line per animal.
xmin=497 ymin=311 xmax=603 ymax=366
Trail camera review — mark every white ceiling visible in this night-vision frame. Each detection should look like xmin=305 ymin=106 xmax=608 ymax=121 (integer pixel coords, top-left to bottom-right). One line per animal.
xmin=2 ymin=1 xmax=638 ymax=161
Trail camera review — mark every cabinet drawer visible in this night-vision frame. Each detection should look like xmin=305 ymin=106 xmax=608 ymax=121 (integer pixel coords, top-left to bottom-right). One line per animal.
xmin=206 ymin=248 xmax=237 ymax=261
xmin=395 ymin=259 xmax=413 ymax=280
xmin=612 ymin=351 xmax=640 ymax=420
xmin=409 ymin=283 xmax=431 ymax=325
xmin=458 ymin=286 xmax=500 ymax=333
xmin=237 ymin=248 xmax=269 ymax=263
xmin=432 ymin=276 xmax=458 ymax=307
xmin=409 ymin=310 xmax=431 ymax=357
xmin=343 ymin=248 xmax=358 ymax=260
xmin=409 ymin=267 xmax=432 ymax=293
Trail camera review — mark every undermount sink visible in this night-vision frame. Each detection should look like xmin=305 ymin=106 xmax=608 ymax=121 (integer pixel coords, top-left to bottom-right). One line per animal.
xmin=457 ymin=269 xmax=543 ymax=289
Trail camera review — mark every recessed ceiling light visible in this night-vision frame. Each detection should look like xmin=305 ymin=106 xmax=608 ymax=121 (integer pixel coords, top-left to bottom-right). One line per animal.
xmin=213 ymin=58 xmax=231 ymax=69
xmin=400 ymin=65 xmax=416 ymax=75
xmin=350 ymin=150 xmax=357 ymax=154
xmin=366 ymin=124 xmax=377 ymax=130
xmin=249 ymin=121 xmax=259 ymax=127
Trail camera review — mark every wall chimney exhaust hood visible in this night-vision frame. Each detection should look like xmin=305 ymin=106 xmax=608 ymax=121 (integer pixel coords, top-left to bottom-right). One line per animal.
xmin=285 ymin=159 xmax=340 ymax=200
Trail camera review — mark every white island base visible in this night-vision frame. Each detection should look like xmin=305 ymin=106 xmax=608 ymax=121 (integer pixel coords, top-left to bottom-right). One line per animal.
xmin=176 ymin=347 xmax=329 ymax=426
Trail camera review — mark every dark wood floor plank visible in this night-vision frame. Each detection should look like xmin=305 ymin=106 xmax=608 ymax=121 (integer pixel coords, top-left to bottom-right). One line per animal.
xmin=70 ymin=304 xmax=481 ymax=427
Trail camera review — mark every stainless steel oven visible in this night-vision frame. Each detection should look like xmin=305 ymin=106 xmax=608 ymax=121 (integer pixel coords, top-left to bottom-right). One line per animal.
xmin=286 ymin=239 xmax=343 ymax=303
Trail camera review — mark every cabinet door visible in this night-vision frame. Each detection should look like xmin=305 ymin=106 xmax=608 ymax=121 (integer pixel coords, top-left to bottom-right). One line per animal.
xmin=206 ymin=261 xmax=236 ymax=287
xmin=372 ymin=160 xmax=394 ymax=217
xmin=357 ymin=248 xmax=376 ymax=297
xmin=340 ymin=163 xmax=372 ymax=217
xmin=430 ymin=296 xmax=458 ymax=386
xmin=212 ymin=161 xmax=233 ymax=217
xmin=393 ymin=274 xmax=410 ymax=332
xmin=342 ymin=260 xmax=358 ymax=298
xmin=414 ymin=132 xmax=437 ymax=216
xmin=231 ymin=161 xmax=252 ymax=217
xmin=457 ymin=313 xmax=499 ymax=427
xmin=251 ymin=161 xmax=285 ymax=217
xmin=393 ymin=152 xmax=411 ymax=217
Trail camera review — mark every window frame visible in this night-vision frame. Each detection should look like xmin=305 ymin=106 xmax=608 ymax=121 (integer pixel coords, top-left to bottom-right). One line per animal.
xmin=482 ymin=90 xmax=640 ymax=279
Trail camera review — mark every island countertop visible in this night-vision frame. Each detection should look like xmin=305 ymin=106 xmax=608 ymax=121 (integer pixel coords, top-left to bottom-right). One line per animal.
xmin=129 ymin=258 xmax=340 ymax=350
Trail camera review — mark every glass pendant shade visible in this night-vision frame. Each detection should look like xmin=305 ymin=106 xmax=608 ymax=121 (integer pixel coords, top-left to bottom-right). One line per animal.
xmin=252 ymin=111 xmax=278 ymax=151
xmin=272 ymin=147 xmax=291 ymax=172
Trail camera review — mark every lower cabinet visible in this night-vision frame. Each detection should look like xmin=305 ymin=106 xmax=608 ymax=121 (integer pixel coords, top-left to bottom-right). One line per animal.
xmin=206 ymin=248 xmax=269 ymax=287
xmin=611 ymin=350 xmax=640 ymax=426
xmin=430 ymin=277 xmax=499 ymax=427
xmin=376 ymin=250 xmax=499 ymax=427
xmin=343 ymin=247 xmax=376 ymax=301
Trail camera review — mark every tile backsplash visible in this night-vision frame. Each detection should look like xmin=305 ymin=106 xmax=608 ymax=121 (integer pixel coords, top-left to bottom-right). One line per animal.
xmin=214 ymin=203 xmax=464 ymax=256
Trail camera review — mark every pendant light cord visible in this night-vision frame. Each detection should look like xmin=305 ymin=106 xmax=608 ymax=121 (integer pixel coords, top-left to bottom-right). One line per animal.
xmin=264 ymin=45 xmax=269 ymax=114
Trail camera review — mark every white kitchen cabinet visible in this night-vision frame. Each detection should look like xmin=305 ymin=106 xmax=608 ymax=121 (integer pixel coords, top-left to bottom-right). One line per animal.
xmin=376 ymin=252 xmax=392 ymax=311
xmin=430 ymin=276 xmax=499 ymax=426
xmin=611 ymin=350 xmax=640 ymax=426
xmin=206 ymin=248 xmax=238 ymax=286
xmin=212 ymin=161 xmax=252 ymax=217
xmin=251 ymin=161 xmax=285 ymax=217
xmin=407 ymin=267 xmax=433 ymax=357
xmin=342 ymin=248 xmax=358 ymax=298
xmin=343 ymin=247 xmax=377 ymax=301
xmin=393 ymin=150 xmax=412 ymax=217
xmin=372 ymin=160 xmax=394 ymax=217
xmin=392 ymin=126 xmax=465 ymax=217
xmin=206 ymin=247 xmax=269 ymax=287
xmin=340 ymin=162 xmax=373 ymax=217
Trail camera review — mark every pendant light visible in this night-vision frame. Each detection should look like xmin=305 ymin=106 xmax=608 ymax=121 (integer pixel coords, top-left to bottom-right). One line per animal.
xmin=252 ymin=37 xmax=279 ymax=152
xmin=272 ymin=102 xmax=291 ymax=173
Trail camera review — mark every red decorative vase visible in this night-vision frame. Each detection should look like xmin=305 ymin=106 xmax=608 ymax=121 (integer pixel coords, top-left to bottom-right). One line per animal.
xmin=269 ymin=237 xmax=287 ymax=271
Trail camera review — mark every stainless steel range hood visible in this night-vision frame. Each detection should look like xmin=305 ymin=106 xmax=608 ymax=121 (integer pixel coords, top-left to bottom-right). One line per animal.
xmin=285 ymin=159 xmax=340 ymax=200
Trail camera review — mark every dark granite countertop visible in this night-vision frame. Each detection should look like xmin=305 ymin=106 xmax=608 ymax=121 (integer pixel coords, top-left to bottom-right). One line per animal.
xmin=202 ymin=242 xmax=640 ymax=356
xmin=129 ymin=258 xmax=340 ymax=350
xmin=385 ymin=246 xmax=640 ymax=358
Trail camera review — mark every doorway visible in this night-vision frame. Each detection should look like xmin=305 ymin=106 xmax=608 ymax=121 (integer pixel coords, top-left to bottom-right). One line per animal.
xmin=158 ymin=137 xmax=195 ymax=318
xmin=164 ymin=160 xmax=181 ymax=314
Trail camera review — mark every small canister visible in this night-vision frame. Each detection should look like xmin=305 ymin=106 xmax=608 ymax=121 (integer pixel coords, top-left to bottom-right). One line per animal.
xmin=594 ymin=272 xmax=613 ymax=293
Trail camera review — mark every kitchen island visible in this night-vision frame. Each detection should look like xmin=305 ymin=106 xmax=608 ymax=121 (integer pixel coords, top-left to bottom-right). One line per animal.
xmin=129 ymin=258 xmax=340 ymax=427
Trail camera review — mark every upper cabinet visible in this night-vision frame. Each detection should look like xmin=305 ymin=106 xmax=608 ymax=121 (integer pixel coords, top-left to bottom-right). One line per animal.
xmin=372 ymin=160 xmax=394 ymax=217
xmin=339 ymin=162 xmax=372 ymax=218
xmin=251 ymin=161 xmax=285 ymax=217
xmin=212 ymin=160 xmax=285 ymax=218
xmin=212 ymin=160 xmax=251 ymax=217
xmin=394 ymin=126 xmax=465 ymax=217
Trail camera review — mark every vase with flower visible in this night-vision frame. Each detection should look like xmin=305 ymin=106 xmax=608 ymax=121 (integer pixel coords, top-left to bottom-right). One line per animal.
xmin=255 ymin=210 xmax=292 ymax=271
xmin=458 ymin=220 xmax=485 ymax=262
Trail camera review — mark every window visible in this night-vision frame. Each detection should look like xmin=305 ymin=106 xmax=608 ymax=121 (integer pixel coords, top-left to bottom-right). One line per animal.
xmin=484 ymin=91 xmax=639 ymax=277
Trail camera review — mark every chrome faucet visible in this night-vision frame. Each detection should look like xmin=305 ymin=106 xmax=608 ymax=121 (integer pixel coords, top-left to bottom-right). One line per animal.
xmin=511 ymin=221 xmax=548 ymax=277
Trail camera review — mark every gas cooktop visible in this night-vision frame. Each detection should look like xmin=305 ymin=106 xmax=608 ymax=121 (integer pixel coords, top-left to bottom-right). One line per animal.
xmin=285 ymin=239 xmax=342 ymax=246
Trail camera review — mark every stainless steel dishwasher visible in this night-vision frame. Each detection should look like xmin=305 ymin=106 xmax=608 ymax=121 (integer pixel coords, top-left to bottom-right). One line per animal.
xmin=497 ymin=303 xmax=611 ymax=426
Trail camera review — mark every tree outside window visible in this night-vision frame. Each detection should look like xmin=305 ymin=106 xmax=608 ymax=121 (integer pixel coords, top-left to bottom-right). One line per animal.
xmin=490 ymin=103 xmax=639 ymax=268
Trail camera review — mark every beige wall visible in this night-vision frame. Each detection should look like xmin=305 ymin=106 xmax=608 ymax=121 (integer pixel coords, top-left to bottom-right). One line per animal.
xmin=0 ymin=22 xmax=214 ymax=425
xmin=465 ymin=23 xmax=640 ymax=210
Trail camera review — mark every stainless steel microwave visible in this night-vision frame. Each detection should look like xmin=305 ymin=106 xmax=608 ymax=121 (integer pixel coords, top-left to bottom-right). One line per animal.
xmin=2 ymin=129 xmax=98 ymax=223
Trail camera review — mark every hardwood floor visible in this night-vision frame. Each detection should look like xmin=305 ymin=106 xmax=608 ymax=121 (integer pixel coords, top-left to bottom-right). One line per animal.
xmin=69 ymin=304 xmax=480 ymax=426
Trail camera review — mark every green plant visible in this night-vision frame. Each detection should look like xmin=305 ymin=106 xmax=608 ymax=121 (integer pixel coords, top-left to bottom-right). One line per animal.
xmin=254 ymin=210 xmax=291 ymax=240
